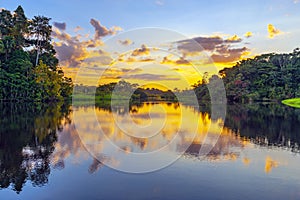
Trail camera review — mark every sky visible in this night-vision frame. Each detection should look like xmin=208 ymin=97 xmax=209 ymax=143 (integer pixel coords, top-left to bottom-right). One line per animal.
xmin=1 ymin=0 xmax=300 ymax=89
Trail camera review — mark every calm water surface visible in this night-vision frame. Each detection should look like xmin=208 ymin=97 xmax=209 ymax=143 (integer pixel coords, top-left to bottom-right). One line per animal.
xmin=0 ymin=102 xmax=300 ymax=199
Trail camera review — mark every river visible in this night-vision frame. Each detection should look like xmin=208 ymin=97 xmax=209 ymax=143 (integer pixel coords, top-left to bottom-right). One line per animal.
xmin=0 ymin=102 xmax=300 ymax=199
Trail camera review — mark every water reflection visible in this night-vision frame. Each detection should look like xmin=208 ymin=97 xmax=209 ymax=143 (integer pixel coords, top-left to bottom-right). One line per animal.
xmin=53 ymin=102 xmax=300 ymax=172
xmin=225 ymin=103 xmax=300 ymax=153
xmin=1 ymin=102 xmax=300 ymax=193
xmin=0 ymin=103 xmax=71 ymax=193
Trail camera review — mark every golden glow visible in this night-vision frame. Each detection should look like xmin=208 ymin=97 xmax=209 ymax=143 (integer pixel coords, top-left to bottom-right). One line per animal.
xmin=226 ymin=34 xmax=241 ymax=42
xmin=242 ymin=157 xmax=251 ymax=165
xmin=265 ymin=156 xmax=279 ymax=173
xmin=268 ymin=24 xmax=282 ymax=39
xmin=244 ymin=31 xmax=253 ymax=38
xmin=52 ymin=103 xmax=251 ymax=168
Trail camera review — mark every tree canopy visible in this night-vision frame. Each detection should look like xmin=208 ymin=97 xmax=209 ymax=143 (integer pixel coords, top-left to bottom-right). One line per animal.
xmin=0 ymin=6 xmax=73 ymax=102
xmin=193 ymin=48 xmax=300 ymax=103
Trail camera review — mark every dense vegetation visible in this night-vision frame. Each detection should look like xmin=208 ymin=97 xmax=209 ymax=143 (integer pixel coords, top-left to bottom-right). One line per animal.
xmin=94 ymin=80 xmax=177 ymax=101
xmin=193 ymin=48 xmax=300 ymax=103
xmin=0 ymin=6 xmax=73 ymax=102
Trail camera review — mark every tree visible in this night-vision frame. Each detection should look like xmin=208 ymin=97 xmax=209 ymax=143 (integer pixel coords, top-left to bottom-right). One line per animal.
xmin=2 ymin=36 xmax=16 ymax=62
xmin=28 ymin=16 xmax=52 ymax=66
xmin=0 ymin=9 xmax=13 ymax=36
xmin=34 ymin=61 xmax=62 ymax=101
xmin=11 ymin=6 xmax=28 ymax=49
xmin=0 ymin=6 xmax=73 ymax=102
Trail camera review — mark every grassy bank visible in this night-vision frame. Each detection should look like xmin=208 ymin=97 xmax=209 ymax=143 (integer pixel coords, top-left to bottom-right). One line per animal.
xmin=282 ymin=98 xmax=300 ymax=108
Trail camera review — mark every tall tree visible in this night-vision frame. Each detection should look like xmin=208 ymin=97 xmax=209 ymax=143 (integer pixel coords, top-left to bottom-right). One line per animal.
xmin=11 ymin=6 xmax=28 ymax=49
xmin=28 ymin=16 xmax=52 ymax=66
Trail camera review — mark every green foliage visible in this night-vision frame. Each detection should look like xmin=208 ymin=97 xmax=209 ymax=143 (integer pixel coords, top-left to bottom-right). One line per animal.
xmin=0 ymin=6 xmax=73 ymax=102
xmin=94 ymin=80 xmax=177 ymax=102
xmin=193 ymin=48 xmax=300 ymax=102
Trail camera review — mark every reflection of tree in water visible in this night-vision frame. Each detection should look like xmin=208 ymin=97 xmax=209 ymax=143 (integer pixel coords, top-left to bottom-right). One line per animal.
xmin=179 ymin=103 xmax=300 ymax=160
xmin=95 ymin=100 xmax=143 ymax=114
xmin=0 ymin=102 xmax=71 ymax=193
xmin=225 ymin=103 xmax=300 ymax=153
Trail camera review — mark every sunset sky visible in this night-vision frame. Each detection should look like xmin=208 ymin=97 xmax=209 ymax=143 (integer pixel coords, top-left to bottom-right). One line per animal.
xmin=2 ymin=0 xmax=300 ymax=89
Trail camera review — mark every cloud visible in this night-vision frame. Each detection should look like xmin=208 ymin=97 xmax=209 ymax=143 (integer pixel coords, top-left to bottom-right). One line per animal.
xmin=294 ymin=0 xmax=299 ymax=3
xmin=161 ymin=56 xmax=190 ymax=65
xmin=212 ymin=47 xmax=248 ymax=63
xmin=131 ymin=44 xmax=150 ymax=56
xmin=100 ymin=67 xmax=142 ymax=79
xmin=176 ymin=34 xmax=249 ymax=64
xmin=53 ymin=22 xmax=66 ymax=31
xmin=90 ymin=18 xmax=122 ymax=40
xmin=155 ymin=0 xmax=164 ymax=6
xmin=52 ymin=30 xmax=86 ymax=67
xmin=267 ymin=24 xmax=282 ymax=39
xmin=121 ymin=73 xmax=180 ymax=81
xmin=118 ymin=39 xmax=133 ymax=46
xmin=52 ymin=29 xmax=108 ymax=68
xmin=84 ymin=56 xmax=112 ymax=65
xmin=244 ymin=32 xmax=253 ymax=38
xmin=177 ymin=36 xmax=222 ymax=53
xmin=224 ymin=35 xmax=242 ymax=43
xmin=74 ymin=26 xmax=83 ymax=32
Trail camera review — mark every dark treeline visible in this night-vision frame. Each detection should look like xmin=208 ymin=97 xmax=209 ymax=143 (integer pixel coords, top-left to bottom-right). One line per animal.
xmin=95 ymin=80 xmax=177 ymax=101
xmin=193 ymin=48 xmax=300 ymax=103
xmin=0 ymin=6 xmax=73 ymax=102
xmin=225 ymin=103 xmax=300 ymax=153
xmin=0 ymin=102 xmax=72 ymax=193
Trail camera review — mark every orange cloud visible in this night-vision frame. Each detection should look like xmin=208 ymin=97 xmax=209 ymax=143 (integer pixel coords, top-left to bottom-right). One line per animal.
xmin=268 ymin=24 xmax=282 ymax=39
xmin=244 ymin=32 xmax=253 ymax=38
xmin=131 ymin=44 xmax=150 ymax=56
xmin=225 ymin=34 xmax=242 ymax=42
xmin=52 ymin=27 xmax=111 ymax=69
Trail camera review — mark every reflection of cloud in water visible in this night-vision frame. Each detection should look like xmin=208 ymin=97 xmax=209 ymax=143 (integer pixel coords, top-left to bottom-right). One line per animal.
xmin=265 ymin=156 xmax=279 ymax=173
xmin=178 ymin=127 xmax=248 ymax=161
xmin=50 ymin=103 xmax=254 ymax=173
